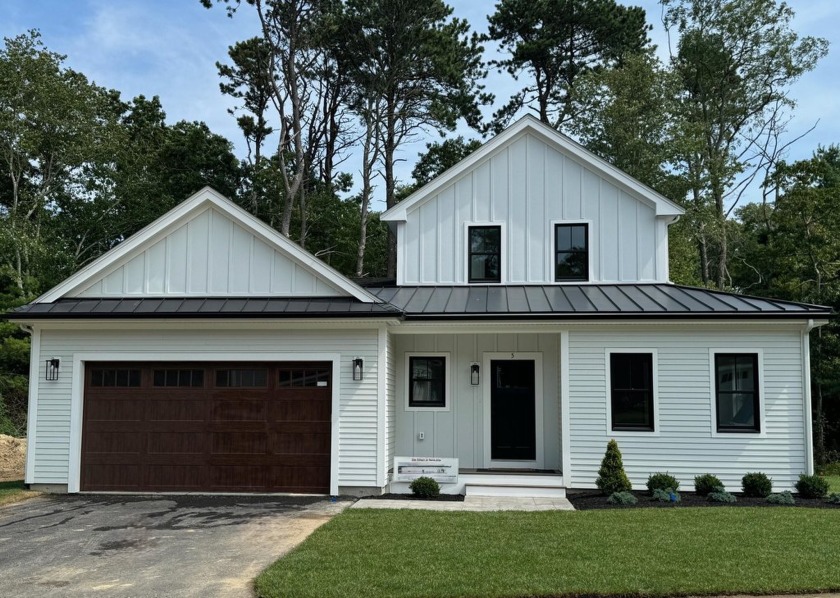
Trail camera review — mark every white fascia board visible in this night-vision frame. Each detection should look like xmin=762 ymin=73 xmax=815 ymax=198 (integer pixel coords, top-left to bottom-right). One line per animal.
xmin=36 ymin=187 xmax=380 ymax=304
xmin=381 ymin=115 xmax=685 ymax=222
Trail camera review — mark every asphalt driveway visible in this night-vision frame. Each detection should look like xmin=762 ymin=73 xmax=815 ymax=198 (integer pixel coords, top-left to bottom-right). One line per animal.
xmin=0 ymin=493 xmax=350 ymax=597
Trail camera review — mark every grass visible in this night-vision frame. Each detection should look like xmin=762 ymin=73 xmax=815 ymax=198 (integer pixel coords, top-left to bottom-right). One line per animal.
xmin=825 ymin=475 xmax=840 ymax=493
xmin=255 ymin=508 xmax=840 ymax=598
xmin=0 ymin=480 xmax=39 ymax=506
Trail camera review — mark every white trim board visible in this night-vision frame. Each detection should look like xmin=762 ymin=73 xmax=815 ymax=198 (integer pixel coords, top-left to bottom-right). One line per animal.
xmin=24 ymin=328 xmax=41 ymax=484
xmin=482 ymin=352 xmax=545 ymax=469
xmin=66 ymin=351 xmax=343 ymax=495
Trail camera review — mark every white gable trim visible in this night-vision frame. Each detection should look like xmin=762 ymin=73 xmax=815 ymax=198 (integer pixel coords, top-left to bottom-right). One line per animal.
xmin=381 ymin=115 xmax=685 ymax=222
xmin=37 ymin=187 xmax=380 ymax=304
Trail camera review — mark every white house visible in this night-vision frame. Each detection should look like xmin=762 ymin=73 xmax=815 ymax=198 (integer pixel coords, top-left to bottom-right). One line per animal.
xmin=8 ymin=116 xmax=829 ymax=497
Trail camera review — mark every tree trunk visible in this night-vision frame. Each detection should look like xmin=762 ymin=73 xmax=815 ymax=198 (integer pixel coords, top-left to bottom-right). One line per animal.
xmin=384 ymin=107 xmax=397 ymax=279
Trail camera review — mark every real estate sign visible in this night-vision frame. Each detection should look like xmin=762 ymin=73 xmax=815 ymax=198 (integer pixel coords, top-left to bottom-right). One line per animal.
xmin=393 ymin=457 xmax=458 ymax=484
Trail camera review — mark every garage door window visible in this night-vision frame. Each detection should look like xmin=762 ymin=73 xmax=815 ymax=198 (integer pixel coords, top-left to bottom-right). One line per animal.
xmin=278 ymin=368 xmax=330 ymax=388
xmin=90 ymin=368 xmax=141 ymax=387
xmin=215 ymin=368 xmax=267 ymax=388
xmin=153 ymin=369 xmax=204 ymax=388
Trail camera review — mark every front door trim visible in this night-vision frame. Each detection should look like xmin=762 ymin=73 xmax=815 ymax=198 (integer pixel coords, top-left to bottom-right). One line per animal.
xmin=482 ymin=352 xmax=544 ymax=469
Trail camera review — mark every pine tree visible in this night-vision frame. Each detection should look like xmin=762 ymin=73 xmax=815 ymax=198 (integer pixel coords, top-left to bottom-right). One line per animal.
xmin=596 ymin=439 xmax=632 ymax=495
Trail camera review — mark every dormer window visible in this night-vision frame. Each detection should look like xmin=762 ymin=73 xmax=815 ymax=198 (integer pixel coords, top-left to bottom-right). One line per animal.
xmin=555 ymin=223 xmax=589 ymax=282
xmin=468 ymin=226 xmax=501 ymax=283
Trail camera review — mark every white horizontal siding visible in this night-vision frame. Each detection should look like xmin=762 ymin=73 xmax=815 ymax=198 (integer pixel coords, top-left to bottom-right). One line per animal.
xmin=400 ymin=133 xmax=662 ymax=285
xmin=73 ymin=208 xmax=346 ymax=298
xmin=568 ymin=328 xmax=807 ymax=491
xmin=32 ymin=327 xmax=381 ymax=488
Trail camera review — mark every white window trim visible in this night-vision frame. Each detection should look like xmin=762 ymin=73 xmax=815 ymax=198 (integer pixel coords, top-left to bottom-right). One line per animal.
xmin=708 ymin=348 xmax=766 ymax=438
xmin=464 ymin=222 xmax=506 ymax=285
xmin=549 ymin=219 xmax=594 ymax=284
xmin=605 ymin=349 xmax=660 ymax=436
xmin=482 ymin=352 xmax=545 ymax=469
xmin=404 ymin=352 xmax=451 ymax=412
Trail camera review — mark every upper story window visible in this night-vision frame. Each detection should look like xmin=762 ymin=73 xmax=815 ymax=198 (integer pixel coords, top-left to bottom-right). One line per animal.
xmin=714 ymin=353 xmax=760 ymax=432
xmin=468 ymin=226 xmax=501 ymax=283
xmin=555 ymin=223 xmax=589 ymax=282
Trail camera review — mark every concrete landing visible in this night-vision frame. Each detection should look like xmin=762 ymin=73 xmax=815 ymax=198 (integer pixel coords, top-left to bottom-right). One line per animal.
xmin=351 ymin=496 xmax=574 ymax=511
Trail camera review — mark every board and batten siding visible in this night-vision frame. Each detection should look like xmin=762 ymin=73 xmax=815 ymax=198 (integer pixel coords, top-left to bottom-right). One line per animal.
xmin=30 ymin=327 xmax=382 ymax=490
xmin=399 ymin=133 xmax=661 ymax=285
xmin=567 ymin=327 xmax=808 ymax=491
xmin=394 ymin=333 xmax=561 ymax=470
xmin=73 ymin=207 xmax=345 ymax=298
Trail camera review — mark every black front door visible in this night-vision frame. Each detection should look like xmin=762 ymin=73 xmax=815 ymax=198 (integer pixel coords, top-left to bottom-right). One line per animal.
xmin=490 ymin=360 xmax=536 ymax=461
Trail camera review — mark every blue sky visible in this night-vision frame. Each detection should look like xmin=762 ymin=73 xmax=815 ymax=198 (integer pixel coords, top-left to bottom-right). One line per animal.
xmin=2 ymin=0 xmax=838 ymax=211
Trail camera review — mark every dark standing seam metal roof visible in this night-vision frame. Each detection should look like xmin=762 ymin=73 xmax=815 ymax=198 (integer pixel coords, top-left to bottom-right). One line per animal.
xmin=4 ymin=284 xmax=832 ymax=320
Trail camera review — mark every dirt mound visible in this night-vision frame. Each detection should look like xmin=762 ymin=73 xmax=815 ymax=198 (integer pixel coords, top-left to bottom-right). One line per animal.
xmin=0 ymin=435 xmax=26 ymax=482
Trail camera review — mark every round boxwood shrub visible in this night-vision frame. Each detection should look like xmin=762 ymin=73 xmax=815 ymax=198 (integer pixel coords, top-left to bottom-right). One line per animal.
xmin=766 ymin=491 xmax=795 ymax=506
xmin=607 ymin=491 xmax=637 ymax=506
xmin=596 ymin=439 xmax=632 ymax=495
xmin=708 ymin=486 xmax=737 ymax=503
xmin=409 ymin=476 xmax=440 ymax=499
xmin=794 ymin=474 xmax=830 ymax=499
xmin=651 ymin=488 xmax=681 ymax=503
xmin=742 ymin=472 xmax=772 ymax=498
xmin=647 ymin=472 xmax=680 ymax=495
xmin=694 ymin=473 xmax=723 ymax=496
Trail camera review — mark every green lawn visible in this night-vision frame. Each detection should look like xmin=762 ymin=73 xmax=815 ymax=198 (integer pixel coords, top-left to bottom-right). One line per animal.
xmin=256 ymin=508 xmax=840 ymax=598
xmin=0 ymin=480 xmax=39 ymax=506
xmin=827 ymin=475 xmax=840 ymax=493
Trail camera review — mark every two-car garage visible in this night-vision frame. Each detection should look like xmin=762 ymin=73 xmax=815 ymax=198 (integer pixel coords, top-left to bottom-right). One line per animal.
xmin=80 ymin=362 xmax=332 ymax=494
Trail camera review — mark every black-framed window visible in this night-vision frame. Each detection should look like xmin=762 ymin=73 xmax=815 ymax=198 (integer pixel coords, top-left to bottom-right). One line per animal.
xmin=468 ymin=225 xmax=501 ymax=283
xmin=610 ymin=353 xmax=654 ymax=431
xmin=153 ymin=369 xmax=204 ymax=388
xmin=215 ymin=368 xmax=267 ymax=388
xmin=715 ymin=354 xmax=760 ymax=432
xmin=408 ymin=356 xmax=446 ymax=408
xmin=90 ymin=368 xmax=141 ymax=388
xmin=555 ymin=223 xmax=589 ymax=281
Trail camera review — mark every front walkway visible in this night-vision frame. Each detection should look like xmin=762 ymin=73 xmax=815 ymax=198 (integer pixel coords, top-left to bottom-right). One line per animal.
xmin=352 ymin=495 xmax=574 ymax=511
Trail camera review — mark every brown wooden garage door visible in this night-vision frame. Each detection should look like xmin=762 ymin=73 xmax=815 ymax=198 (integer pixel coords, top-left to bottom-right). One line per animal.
xmin=81 ymin=362 xmax=331 ymax=493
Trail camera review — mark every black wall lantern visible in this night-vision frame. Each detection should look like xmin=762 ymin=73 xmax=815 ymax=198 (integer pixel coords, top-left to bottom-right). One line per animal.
xmin=470 ymin=363 xmax=480 ymax=386
xmin=46 ymin=357 xmax=60 ymax=381
xmin=352 ymin=357 xmax=364 ymax=381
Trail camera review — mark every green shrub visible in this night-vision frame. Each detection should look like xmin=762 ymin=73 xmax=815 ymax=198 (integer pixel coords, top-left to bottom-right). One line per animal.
xmin=409 ymin=476 xmax=440 ymax=499
xmin=694 ymin=473 xmax=723 ymax=496
xmin=742 ymin=472 xmax=772 ymax=497
xmin=647 ymin=472 xmax=680 ymax=494
xmin=766 ymin=491 xmax=795 ymax=506
xmin=596 ymin=439 xmax=632 ymax=495
xmin=651 ymin=488 xmax=681 ymax=503
xmin=795 ymin=474 xmax=830 ymax=499
xmin=708 ymin=487 xmax=737 ymax=503
xmin=827 ymin=492 xmax=840 ymax=505
xmin=607 ymin=491 xmax=637 ymax=506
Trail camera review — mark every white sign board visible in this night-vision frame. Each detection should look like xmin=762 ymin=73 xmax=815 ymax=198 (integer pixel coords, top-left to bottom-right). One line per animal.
xmin=394 ymin=457 xmax=459 ymax=484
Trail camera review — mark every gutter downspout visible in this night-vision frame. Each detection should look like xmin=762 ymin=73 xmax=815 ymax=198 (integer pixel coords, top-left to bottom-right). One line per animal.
xmin=802 ymin=319 xmax=816 ymax=475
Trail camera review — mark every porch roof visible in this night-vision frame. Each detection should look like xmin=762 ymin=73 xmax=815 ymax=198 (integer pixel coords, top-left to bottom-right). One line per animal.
xmin=366 ymin=284 xmax=831 ymax=320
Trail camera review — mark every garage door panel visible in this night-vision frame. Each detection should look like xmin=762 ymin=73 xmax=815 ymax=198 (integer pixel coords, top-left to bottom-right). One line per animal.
xmin=82 ymin=362 xmax=332 ymax=493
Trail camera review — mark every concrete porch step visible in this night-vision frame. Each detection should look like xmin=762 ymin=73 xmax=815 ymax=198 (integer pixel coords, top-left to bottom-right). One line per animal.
xmin=465 ymin=484 xmax=567 ymax=498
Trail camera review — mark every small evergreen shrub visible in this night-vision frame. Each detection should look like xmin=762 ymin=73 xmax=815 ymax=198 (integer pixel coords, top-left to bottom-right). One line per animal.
xmin=742 ymin=472 xmax=772 ymax=497
xmin=647 ymin=472 xmax=680 ymax=494
xmin=596 ymin=439 xmax=632 ymax=495
xmin=409 ymin=476 xmax=440 ymax=499
xmin=708 ymin=486 xmax=737 ymax=503
xmin=766 ymin=491 xmax=795 ymax=505
xmin=607 ymin=491 xmax=637 ymax=506
xmin=694 ymin=473 xmax=723 ymax=496
xmin=827 ymin=493 xmax=840 ymax=505
xmin=795 ymin=474 xmax=830 ymax=499
xmin=651 ymin=488 xmax=681 ymax=503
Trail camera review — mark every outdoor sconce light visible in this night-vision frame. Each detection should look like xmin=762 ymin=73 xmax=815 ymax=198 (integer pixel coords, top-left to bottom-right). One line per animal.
xmin=352 ymin=357 xmax=364 ymax=381
xmin=470 ymin=363 xmax=480 ymax=386
xmin=46 ymin=357 xmax=60 ymax=381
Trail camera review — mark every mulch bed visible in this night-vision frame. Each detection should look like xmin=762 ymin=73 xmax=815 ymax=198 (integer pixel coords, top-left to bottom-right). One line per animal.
xmin=568 ymin=490 xmax=840 ymax=510
xmin=360 ymin=493 xmax=465 ymax=502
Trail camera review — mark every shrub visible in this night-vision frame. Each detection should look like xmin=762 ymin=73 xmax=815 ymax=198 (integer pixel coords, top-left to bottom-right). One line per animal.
xmin=409 ymin=476 xmax=440 ymax=499
xmin=596 ymin=439 xmax=632 ymax=495
xmin=651 ymin=488 xmax=681 ymax=503
xmin=708 ymin=486 xmax=737 ymax=503
xmin=795 ymin=474 xmax=830 ymax=499
xmin=647 ymin=472 xmax=680 ymax=494
xmin=742 ymin=472 xmax=772 ymax=497
xmin=607 ymin=491 xmax=637 ymax=506
xmin=694 ymin=473 xmax=723 ymax=496
xmin=766 ymin=491 xmax=795 ymax=506
xmin=827 ymin=493 xmax=840 ymax=505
